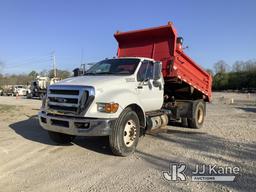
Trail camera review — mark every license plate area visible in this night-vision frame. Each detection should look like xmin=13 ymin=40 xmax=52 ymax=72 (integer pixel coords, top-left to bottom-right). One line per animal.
xmin=51 ymin=119 xmax=69 ymax=128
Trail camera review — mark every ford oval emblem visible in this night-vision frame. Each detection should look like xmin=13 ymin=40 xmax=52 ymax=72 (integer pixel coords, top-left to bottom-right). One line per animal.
xmin=56 ymin=98 xmax=67 ymax=103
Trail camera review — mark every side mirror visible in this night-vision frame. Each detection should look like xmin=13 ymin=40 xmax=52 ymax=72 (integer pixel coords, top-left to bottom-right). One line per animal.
xmin=153 ymin=61 xmax=162 ymax=80
xmin=153 ymin=61 xmax=162 ymax=88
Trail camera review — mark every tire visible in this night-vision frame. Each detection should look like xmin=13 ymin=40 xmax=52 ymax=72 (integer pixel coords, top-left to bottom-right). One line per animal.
xmin=39 ymin=93 xmax=45 ymax=100
xmin=26 ymin=93 xmax=32 ymax=99
xmin=109 ymin=108 xmax=140 ymax=156
xmin=181 ymin=117 xmax=188 ymax=127
xmin=188 ymin=101 xmax=205 ymax=129
xmin=48 ymin=131 xmax=76 ymax=144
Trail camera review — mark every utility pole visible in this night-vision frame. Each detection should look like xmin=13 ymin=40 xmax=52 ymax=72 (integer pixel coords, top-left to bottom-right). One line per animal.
xmin=52 ymin=51 xmax=57 ymax=77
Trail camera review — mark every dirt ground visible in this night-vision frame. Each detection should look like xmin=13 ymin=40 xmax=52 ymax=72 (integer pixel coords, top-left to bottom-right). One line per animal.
xmin=0 ymin=93 xmax=255 ymax=192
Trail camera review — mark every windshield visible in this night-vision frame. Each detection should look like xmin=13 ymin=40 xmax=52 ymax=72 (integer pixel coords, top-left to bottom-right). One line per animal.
xmin=86 ymin=58 xmax=140 ymax=75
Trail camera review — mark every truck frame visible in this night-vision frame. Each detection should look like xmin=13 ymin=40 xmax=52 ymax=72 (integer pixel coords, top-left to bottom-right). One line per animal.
xmin=38 ymin=22 xmax=212 ymax=156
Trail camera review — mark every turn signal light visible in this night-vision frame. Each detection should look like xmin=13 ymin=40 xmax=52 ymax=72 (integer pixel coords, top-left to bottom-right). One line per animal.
xmin=97 ymin=103 xmax=119 ymax=113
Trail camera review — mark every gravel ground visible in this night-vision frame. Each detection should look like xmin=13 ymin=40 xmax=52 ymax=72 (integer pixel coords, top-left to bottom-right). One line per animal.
xmin=0 ymin=93 xmax=255 ymax=192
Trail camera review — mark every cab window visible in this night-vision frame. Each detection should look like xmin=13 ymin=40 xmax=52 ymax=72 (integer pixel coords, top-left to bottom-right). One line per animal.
xmin=137 ymin=60 xmax=154 ymax=81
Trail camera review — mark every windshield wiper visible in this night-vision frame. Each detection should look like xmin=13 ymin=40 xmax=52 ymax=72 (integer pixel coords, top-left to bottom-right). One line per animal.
xmin=85 ymin=72 xmax=116 ymax=75
xmin=95 ymin=72 xmax=116 ymax=75
xmin=84 ymin=72 xmax=96 ymax=75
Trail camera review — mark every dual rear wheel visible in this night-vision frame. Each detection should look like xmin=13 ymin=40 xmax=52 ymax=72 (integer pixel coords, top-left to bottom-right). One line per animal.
xmin=181 ymin=101 xmax=205 ymax=129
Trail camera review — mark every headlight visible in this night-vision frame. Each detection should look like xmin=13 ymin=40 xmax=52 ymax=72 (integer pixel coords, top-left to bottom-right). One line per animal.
xmin=97 ymin=102 xmax=119 ymax=113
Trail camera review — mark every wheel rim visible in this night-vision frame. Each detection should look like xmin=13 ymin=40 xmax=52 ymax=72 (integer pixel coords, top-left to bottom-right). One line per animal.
xmin=123 ymin=119 xmax=137 ymax=147
xmin=197 ymin=107 xmax=203 ymax=124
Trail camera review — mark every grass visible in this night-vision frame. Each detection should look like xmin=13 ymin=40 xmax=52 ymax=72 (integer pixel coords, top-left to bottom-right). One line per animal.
xmin=0 ymin=104 xmax=20 ymax=113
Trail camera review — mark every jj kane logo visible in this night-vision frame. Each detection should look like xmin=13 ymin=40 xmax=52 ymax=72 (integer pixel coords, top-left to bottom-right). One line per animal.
xmin=163 ymin=162 xmax=240 ymax=182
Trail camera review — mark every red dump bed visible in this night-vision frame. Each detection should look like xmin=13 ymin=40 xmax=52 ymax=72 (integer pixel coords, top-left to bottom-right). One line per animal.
xmin=114 ymin=23 xmax=212 ymax=101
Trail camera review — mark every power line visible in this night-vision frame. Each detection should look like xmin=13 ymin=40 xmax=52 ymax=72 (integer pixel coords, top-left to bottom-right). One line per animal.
xmin=6 ymin=59 xmax=52 ymax=69
xmin=5 ymin=54 xmax=52 ymax=66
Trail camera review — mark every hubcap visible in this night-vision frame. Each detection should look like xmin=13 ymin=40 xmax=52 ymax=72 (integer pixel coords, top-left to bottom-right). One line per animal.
xmin=123 ymin=120 xmax=137 ymax=147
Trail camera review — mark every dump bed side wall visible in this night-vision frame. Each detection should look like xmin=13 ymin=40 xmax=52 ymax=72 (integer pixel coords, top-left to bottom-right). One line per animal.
xmin=172 ymin=50 xmax=212 ymax=100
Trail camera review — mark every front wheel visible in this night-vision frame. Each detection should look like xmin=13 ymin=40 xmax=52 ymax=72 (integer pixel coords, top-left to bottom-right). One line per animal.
xmin=48 ymin=131 xmax=76 ymax=144
xmin=109 ymin=108 xmax=140 ymax=156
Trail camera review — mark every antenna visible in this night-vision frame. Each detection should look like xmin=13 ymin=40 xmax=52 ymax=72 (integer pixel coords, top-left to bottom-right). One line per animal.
xmin=80 ymin=48 xmax=84 ymax=65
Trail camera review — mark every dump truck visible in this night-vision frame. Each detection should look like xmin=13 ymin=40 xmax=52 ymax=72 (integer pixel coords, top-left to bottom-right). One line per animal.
xmin=27 ymin=76 xmax=61 ymax=99
xmin=38 ymin=22 xmax=212 ymax=156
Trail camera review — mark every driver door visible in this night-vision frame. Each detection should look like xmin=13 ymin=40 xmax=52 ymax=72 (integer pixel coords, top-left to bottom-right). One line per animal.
xmin=136 ymin=60 xmax=163 ymax=112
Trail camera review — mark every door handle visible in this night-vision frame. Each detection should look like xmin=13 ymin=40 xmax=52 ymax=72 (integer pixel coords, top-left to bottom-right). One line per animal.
xmin=137 ymin=85 xmax=143 ymax=89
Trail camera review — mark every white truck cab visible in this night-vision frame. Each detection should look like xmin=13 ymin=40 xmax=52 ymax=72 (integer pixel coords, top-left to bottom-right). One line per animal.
xmin=39 ymin=57 xmax=165 ymax=156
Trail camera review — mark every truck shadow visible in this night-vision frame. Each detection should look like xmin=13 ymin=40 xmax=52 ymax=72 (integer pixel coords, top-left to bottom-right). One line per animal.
xmin=136 ymin=129 xmax=256 ymax=191
xmin=9 ymin=115 xmax=57 ymax=145
xmin=73 ymin=136 xmax=112 ymax=155
xmin=8 ymin=116 xmax=113 ymax=154
xmin=236 ymin=106 xmax=256 ymax=113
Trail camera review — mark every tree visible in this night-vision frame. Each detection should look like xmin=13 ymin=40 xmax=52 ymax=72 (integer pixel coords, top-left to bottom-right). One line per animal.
xmin=243 ymin=60 xmax=256 ymax=71
xmin=48 ymin=69 xmax=71 ymax=79
xmin=213 ymin=60 xmax=229 ymax=74
xmin=28 ymin=70 xmax=39 ymax=79
xmin=213 ymin=72 xmax=229 ymax=90
xmin=39 ymin=69 xmax=48 ymax=77
xmin=205 ymin=69 xmax=213 ymax=77
xmin=0 ymin=61 xmax=4 ymax=73
xmin=232 ymin=61 xmax=243 ymax=72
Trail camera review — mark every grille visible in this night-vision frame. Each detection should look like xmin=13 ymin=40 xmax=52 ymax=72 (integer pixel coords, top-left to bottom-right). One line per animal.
xmin=47 ymin=85 xmax=94 ymax=116
xmin=48 ymin=97 xmax=78 ymax=104
xmin=49 ymin=89 xmax=79 ymax=95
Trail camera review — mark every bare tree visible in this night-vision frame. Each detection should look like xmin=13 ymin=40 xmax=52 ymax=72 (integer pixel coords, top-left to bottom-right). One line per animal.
xmin=213 ymin=60 xmax=229 ymax=74
xmin=243 ymin=59 xmax=256 ymax=71
xmin=205 ymin=69 xmax=213 ymax=77
xmin=39 ymin=69 xmax=48 ymax=77
xmin=232 ymin=61 xmax=243 ymax=72
xmin=0 ymin=60 xmax=4 ymax=73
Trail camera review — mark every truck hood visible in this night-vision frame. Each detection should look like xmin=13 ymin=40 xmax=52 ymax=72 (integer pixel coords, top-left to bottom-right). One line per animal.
xmin=53 ymin=75 xmax=135 ymax=89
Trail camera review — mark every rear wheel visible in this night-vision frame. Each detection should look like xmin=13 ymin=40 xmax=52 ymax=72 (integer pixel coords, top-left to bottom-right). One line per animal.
xmin=109 ymin=108 xmax=140 ymax=156
xmin=181 ymin=117 xmax=188 ymax=127
xmin=188 ymin=101 xmax=205 ymax=129
xmin=48 ymin=131 xmax=76 ymax=144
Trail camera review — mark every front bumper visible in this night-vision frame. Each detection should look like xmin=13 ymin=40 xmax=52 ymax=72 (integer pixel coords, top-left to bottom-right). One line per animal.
xmin=38 ymin=111 xmax=115 ymax=136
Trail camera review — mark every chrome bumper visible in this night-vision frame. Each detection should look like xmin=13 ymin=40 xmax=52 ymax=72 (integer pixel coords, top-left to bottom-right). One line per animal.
xmin=38 ymin=111 xmax=114 ymax=136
